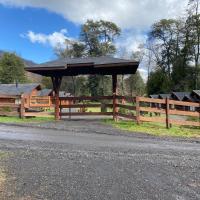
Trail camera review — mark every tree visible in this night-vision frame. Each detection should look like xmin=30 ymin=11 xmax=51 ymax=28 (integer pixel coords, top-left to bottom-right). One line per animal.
xmin=187 ymin=0 xmax=200 ymax=88
xmin=125 ymin=71 xmax=146 ymax=96
xmin=0 ymin=53 xmax=26 ymax=84
xmin=146 ymin=69 xmax=172 ymax=95
xmin=80 ymin=20 xmax=121 ymax=96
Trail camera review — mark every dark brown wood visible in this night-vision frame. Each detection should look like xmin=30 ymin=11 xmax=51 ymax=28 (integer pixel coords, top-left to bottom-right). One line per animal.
xmin=51 ymin=76 xmax=62 ymax=120
xmin=116 ymin=104 xmax=136 ymax=110
xmin=20 ymin=95 xmax=25 ymax=119
xmin=136 ymin=96 xmax=140 ymax=124
xmin=112 ymin=74 xmax=118 ymax=121
xmin=166 ymin=98 xmax=170 ymax=129
xmin=59 ymin=96 xmax=113 ymax=101
xmin=60 ymin=112 xmax=113 ymax=116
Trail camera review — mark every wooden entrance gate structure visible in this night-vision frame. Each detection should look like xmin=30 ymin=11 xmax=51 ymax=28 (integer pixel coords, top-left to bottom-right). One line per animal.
xmin=26 ymin=56 xmax=139 ymax=120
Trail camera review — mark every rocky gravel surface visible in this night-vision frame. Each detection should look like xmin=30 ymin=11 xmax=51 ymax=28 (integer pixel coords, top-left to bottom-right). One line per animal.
xmin=0 ymin=120 xmax=200 ymax=199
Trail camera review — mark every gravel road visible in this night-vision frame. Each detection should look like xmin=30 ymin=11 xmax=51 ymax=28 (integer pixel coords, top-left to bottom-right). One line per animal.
xmin=0 ymin=120 xmax=200 ymax=200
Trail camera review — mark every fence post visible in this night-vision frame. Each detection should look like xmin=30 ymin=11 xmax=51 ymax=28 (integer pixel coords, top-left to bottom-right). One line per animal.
xmin=20 ymin=95 xmax=25 ymax=119
xmin=165 ymin=98 xmax=170 ymax=129
xmin=136 ymin=96 xmax=140 ymax=124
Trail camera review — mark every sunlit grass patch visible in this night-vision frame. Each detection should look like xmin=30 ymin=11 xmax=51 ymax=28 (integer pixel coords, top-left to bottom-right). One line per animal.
xmin=104 ymin=119 xmax=200 ymax=138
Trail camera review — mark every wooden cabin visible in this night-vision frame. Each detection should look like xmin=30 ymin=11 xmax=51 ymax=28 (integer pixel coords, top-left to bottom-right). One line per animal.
xmin=0 ymin=83 xmax=42 ymax=106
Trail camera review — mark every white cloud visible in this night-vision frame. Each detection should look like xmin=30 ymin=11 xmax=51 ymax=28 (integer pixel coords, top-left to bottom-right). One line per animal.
xmin=0 ymin=0 xmax=188 ymax=29
xmin=21 ymin=29 xmax=72 ymax=48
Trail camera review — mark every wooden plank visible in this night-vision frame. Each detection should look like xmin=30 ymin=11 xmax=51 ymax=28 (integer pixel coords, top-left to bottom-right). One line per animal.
xmin=60 ymin=104 xmax=101 ymax=108
xmin=116 ymin=96 xmax=135 ymax=102
xmin=136 ymin=96 xmax=140 ymax=124
xmin=24 ymin=112 xmax=54 ymax=117
xmin=170 ymin=119 xmax=200 ymax=127
xmin=166 ymin=98 xmax=170 ymax=129
xmin=0 ymin=95 xmax=20 ymax=99
xmin=140 ymin=116 xmax=166 ymax=123
xmin=139 ymin=97 xmax=165 ymax=104
xmin=169 ymin=109 xmax=200 ymax=117
xmin=116 ymin=113 xmax=136 ymax=120
xmin=169 ymin=100 xmax=200 ymax=107
xmin=0 ymin=111 xmax=19 ymax=117
xmin=139 ymin=107 xmax=166 ymax=114
xmin=59 ymin=96 xmax=113 ymax=101
xmin=60 ymin=112 xmax=113 ymax=116
xmin=0 ymin=104 xmax=20 ymax=108
xmin=116 ymin=104 xmax=136 ymax=110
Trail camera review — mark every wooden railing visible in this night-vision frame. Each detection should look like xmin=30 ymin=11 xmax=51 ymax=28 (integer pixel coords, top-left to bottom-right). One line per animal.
xmin=0 ymin=95 xmax=23 ymax=117
xmin=115 ymin=96 xmax=200 ymax=128
xmin=28 ymin=96 xmax=52 ymax=108
xmin=59 ymin=96 xmax=114 ymax=118
xmin=0 ymin=94 xmax=199 ymax=128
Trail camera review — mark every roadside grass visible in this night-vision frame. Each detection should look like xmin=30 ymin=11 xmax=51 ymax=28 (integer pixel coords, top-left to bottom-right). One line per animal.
xmin=0 ymin=116 xmax=54 ymax=124
xmin=104 ymin=119 xmax=200 ymax=138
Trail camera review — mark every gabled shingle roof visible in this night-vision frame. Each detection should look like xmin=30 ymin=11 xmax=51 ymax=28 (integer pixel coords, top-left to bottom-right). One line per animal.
xmin=26 ymin=56 xmax=139 ymax=76
xmin=171 ymin=92 xmax=190 ymax=101
xmin=38 ymin=89 xmax=52 ymax=96
xmin=28 ymin=56 xmax=138 ymax=68
xmin=192 ymin=90 xmax=200 ymax=97
xmin=0 ymin=83 xmax=41 ymax=96
xmin=158 ymin=94 xmax=171 ymax=99
xmin=149 ymin=94 xmax=159 ymax=99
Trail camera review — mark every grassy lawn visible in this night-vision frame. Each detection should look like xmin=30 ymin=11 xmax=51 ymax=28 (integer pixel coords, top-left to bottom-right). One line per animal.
xmin=104 ymin=119 xmax=200 ymax=138
xmin=0 ymin=116 xmax=54 ymax=124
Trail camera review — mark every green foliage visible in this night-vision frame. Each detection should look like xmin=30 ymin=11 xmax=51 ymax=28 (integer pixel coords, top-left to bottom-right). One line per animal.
xmin=80 ymin=20 xmax=121 ymax=56
xmin=0 ymin=53 xmax=26 ymax=83
xmin=125 ymin=71 xmax=146 ymax=96
xmin=41 ymin=77 xmax=52 ymax=89
xmin=147 ymin=69 xmax=172 ymax=95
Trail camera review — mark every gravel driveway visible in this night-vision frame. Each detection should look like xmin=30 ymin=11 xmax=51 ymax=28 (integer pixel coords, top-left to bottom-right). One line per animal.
xmin=0 ymin=119 xmax=200 ymax=200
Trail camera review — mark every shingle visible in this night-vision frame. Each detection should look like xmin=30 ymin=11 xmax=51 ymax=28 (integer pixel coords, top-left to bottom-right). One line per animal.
xmin=27 ymin=56 xmax=138 ymax=68
xmin=38 ymin=89 xmax=52 ymax=96
xmin=158 ymin=94 xmax=171 ymax=99
xmin=172 ymin=92 xmax=190 ymax=101
xmin=0 ymin=83 xmax=40 ymax=96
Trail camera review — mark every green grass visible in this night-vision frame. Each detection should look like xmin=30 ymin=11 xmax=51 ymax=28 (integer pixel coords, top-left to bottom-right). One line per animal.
xmin=0 ymin=116 xmax=53 ymax=124
xmin=104 ymin=119 xmax=200 ymax=138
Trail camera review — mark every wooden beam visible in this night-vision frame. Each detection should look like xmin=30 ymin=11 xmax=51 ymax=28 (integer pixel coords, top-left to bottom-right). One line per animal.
xmin=51 ymin=76 xmax=62 ymax=120
xmin=112 ymin=74 xmax=118 ymax=121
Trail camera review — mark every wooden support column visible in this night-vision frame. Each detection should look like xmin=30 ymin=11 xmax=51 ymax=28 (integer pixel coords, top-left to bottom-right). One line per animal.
xmin=165 ymin=97 xmax=170 ymax=129
xmin=51 ymin=76 xmax=62 ymax=120
xmin=112 ymin=74 xmax=118 ymax=121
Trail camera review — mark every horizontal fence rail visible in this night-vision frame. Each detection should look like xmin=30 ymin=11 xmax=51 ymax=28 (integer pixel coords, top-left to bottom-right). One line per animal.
xmin=0 ymin=94 xmax=199 ymax=128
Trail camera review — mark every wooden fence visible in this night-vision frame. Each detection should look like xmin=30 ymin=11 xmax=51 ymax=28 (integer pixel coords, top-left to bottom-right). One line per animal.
xmin=0 ymin=94 xmax=199 ymax=128
xmin=59 ymin=95 xmax=200 ymax=128
xmin=116 ymin=96 xmax=200 ymax=128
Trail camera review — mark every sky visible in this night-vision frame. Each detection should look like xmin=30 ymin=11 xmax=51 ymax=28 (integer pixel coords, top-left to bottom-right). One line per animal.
xmin=0 ymin=0 xmax=188 ymax=78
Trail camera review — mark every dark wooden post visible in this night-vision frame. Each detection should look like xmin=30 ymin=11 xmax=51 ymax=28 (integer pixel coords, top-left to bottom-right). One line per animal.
xmin=136 ymin=96 xmax=140 ymax=124
xmin=20 ymin=95 xmax=25 ymax=119
xmin=112 ymin=74 xmax=117 ymax=121
xmin=51 ymin=76 xmax=62 ymax=120
xmin=165 ymin=97 xmax=170 ymax=129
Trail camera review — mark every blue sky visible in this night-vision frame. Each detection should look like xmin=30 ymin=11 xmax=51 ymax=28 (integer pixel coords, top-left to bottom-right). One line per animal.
xmin=0 ymin=0 xmax=187 ymax=78
xmin=0 ymin=5 xmax=80 ymax=63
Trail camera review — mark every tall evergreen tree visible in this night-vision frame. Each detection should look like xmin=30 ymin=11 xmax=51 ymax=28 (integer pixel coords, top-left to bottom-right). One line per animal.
xmin=0 ymin=53 xmax=26 ymax=84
